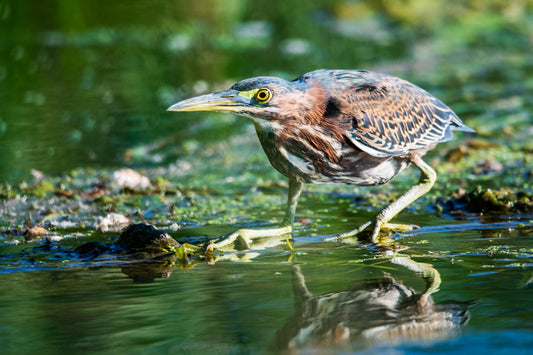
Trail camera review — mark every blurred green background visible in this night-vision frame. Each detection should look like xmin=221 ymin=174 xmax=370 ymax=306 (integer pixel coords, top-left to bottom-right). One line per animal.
xmin=0 ymin=0 xmax=532 ymax=183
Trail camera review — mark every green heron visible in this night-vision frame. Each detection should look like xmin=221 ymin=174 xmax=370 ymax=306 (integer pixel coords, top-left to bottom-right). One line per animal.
xmin=168 ymin=70 xmax=474 ymax=245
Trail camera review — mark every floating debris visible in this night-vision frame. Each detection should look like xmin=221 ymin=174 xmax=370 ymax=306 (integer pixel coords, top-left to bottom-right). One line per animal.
xmin=31 ymin=169 xmax=46 ymax=181
xmin=112 ymin=168 xmax=151 ymax=190
xmin=24 ymin=225 xmax=50 ymax=241
xmin=95 ymin=212 xmax=130 ymax=232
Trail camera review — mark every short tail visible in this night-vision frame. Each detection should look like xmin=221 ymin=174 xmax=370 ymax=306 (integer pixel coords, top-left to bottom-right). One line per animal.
xmin=438 ymin=114 xmax=475 ymax=143
xmin=450 ymin=115 xmax=476 ymax=133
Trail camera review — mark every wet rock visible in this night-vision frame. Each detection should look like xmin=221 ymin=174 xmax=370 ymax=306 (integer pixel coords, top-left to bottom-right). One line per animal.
xmin=73 ymin=223 xmax=180 ymax=259
xmin=439 ymin=186 xmax=533 ymax=214
xmin=117 ymin=223 xmax=180 ymax=256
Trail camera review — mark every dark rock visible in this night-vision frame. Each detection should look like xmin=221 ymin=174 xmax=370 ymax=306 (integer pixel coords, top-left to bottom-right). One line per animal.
xmin=439 ymin=186 xmax=533 ymax=214
xmin=73 ymin=223 xmax=180 ymax=259
xmin=117 ymin=223 xmax=180 ymax=255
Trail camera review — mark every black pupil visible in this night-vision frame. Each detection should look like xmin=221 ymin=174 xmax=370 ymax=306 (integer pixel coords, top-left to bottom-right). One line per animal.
xmin=258 ymin=91 xmax=267 ymax=100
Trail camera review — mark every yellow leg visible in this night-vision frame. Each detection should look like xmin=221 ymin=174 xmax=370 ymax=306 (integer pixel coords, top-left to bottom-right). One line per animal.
xmin=212 ymin=178 xmax=303 ymax=251
xmin=336 ymin=154 xmax=437 ymax=243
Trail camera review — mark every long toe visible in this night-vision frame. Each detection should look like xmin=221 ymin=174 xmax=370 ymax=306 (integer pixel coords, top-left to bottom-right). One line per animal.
xmin=334 ymin=221 xmax=373 ymax=240
xmin=330 ymin=220 xmax=414 ymax=244
xmin=213 ymin=225 xmax=293 ymax=251
xmin=381 ymin=223 xmax=420 ymax=232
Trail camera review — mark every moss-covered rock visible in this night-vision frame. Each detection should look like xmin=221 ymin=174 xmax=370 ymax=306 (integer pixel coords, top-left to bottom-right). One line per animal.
xmin=439 ymin=186 xmax=533 ymax=214
xmin=117 ymin=223 xmax=180 ymax=255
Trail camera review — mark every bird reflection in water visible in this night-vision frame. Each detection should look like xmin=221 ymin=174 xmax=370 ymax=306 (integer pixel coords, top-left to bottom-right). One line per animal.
xmin=274 ymin=257 xmax=472 ymax=352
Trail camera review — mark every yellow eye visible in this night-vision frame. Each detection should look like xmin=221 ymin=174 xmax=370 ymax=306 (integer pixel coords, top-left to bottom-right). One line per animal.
xmin=255 ymin=88 xmax=272 ymax=103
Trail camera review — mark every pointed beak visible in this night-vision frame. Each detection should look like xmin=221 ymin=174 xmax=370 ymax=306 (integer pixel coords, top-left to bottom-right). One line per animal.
xmin=167 ymin=89 xmax=250 ymax=113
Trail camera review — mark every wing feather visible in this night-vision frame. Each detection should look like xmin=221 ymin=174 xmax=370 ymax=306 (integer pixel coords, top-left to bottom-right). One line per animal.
xmin=303 ymin=70 xmax=474 ymax=157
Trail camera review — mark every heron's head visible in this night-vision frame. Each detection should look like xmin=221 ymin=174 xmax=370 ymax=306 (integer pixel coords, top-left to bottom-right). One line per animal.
xmin=168 ymin=76 xmax=326 ymax=126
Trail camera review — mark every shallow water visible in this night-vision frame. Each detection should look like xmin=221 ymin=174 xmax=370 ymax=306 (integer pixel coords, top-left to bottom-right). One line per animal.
xmin=1 ymin=227 xmax=533 ymax=354
xmin=1 ymin=0 xmax=533 ymax=354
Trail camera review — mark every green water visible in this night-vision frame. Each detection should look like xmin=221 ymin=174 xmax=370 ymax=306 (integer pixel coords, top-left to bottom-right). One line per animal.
xmin=2 ymin=231 xmax=533 ymax=354
xmin=1 ymin=0 xmax=533 ymax=353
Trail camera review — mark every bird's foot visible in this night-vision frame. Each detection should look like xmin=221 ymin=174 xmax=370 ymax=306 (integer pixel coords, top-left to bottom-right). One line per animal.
xmin=330 ymin=221 xmax=419 ymax=243
xmin=212 ymin=225 xmax=293 ymax=251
